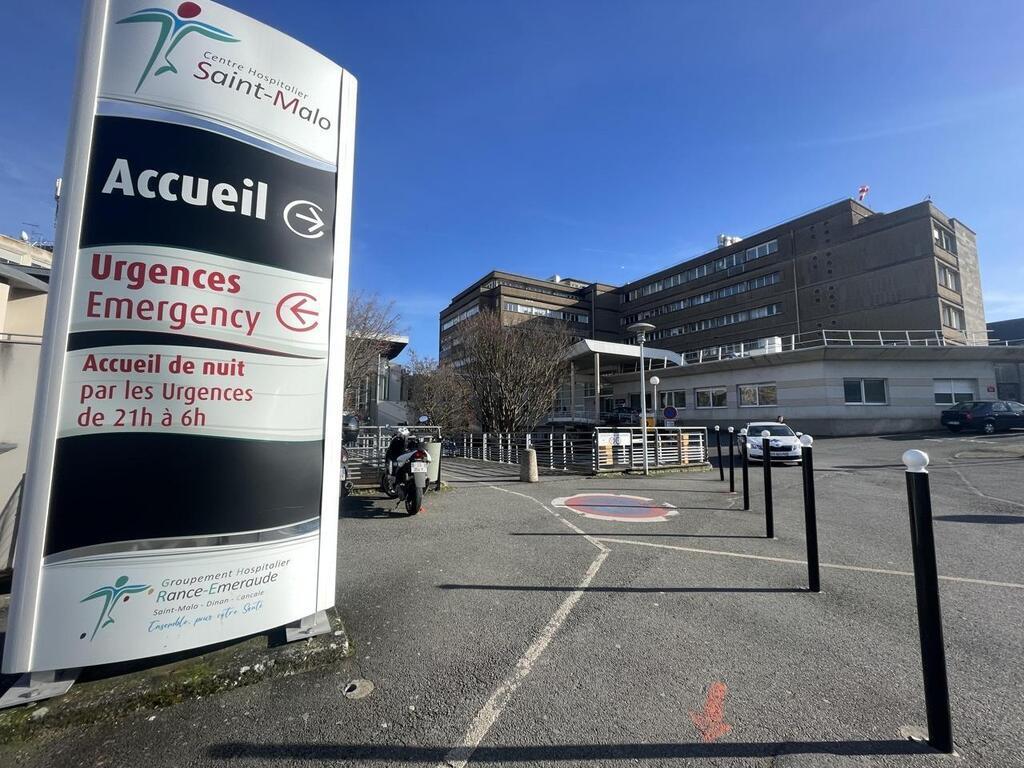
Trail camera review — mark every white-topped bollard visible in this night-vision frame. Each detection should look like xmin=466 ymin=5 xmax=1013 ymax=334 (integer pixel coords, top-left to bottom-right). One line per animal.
xmin=714 ymin=425 xmax=724 ymax=481
xmin=903 ymin=449 xmax=930 ymax=474
xmin=739 ymin=427 xmax=749 ymax=510
xmin=727 ymin=426 xmax=736 ymax=492
xmin=761 ymin=429 xmax=773 ymax=537
xmin=798 ymin=433 xmax=819 ymax=592
xmin=901 ymin=447 xmax=953 ymax=754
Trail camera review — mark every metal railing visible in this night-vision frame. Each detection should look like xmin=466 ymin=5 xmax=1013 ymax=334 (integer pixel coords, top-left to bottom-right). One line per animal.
xmin=679 ymin=329 xmax=1006 ymax=365
xmin=592 ymin=427 xmax=708 ymax=472
xmin=452 ymin=430 xmax=595 ymax=471
xmin=344 ymin=425 xmax=442 ymax=487
xmin=449 ymin=427 xmax=708 ymax=474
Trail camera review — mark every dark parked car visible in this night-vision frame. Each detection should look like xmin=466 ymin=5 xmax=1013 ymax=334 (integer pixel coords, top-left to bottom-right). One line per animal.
xmin=940 ymin=400 xmax=1024 ymax=434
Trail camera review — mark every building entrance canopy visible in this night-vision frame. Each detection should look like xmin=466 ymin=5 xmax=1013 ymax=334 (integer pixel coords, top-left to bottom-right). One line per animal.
xmin=564 ymin=338 xmax=682 ymax=373
xmin=557 ymin=339 xmax=682 ymax=424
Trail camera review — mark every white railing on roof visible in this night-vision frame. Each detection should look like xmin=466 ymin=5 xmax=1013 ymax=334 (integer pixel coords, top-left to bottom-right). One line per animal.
xmin=680 ymin=329 xmax=1014 ymax=365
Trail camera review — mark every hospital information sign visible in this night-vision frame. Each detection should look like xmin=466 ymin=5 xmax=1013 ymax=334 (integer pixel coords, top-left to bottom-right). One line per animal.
xmin=3 ymin=0 xmax=356 ymax=673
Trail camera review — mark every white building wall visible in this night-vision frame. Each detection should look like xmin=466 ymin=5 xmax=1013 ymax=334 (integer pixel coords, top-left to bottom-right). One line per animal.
xmin=611 ymin=355 xmax=999 ymax=436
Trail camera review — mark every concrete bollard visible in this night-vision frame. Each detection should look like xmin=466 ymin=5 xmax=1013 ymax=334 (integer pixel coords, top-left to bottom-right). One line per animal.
xmin=520 ymin=447 xmax=539 ymax=482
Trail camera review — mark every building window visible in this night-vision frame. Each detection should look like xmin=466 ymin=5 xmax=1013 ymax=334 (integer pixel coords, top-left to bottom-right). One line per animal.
xmin=658 ymin=390 xmax=686 ymax=409
xmin=646 ymin=303 xmax=782 ymax=341
xmin=618 ymin=272 xmax=782 ymax=326
xmin=933 ymin=379 xmax=976 ymax=405
xmin=941 ymin=302 xmax=965 ymax=331
xmin=695 ymin=387 xmax=727 ymax=409
xmin=936 ymin=263 xmax=961 ymax=292
xmin=844 ymin=378 xmax=887 ymax=405
xmin=933 ymin=223 xmax=958 ymax=255
xmin=738 ymin=382 xmax=778 ymax=407
xmin=441 ymin=305 xmax=480 ymax=331
xmin=504 ymin=302 xmax=589 ymax=324
xmin=623 ymin=239 xmax=779 ymax=303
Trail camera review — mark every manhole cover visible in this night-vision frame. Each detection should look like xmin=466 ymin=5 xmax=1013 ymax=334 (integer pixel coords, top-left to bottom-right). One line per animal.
xmin=342 ymin=679 xmax=374 ymax=699
xmin=552 ymin=493 xmax=678 ymax=522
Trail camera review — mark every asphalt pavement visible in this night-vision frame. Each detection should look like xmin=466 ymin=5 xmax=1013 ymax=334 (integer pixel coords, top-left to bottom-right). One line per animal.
xmin=5 ymin=430 xmax=1023 ymax=767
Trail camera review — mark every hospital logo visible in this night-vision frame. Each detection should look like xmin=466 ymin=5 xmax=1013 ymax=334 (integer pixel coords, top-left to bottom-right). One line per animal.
xmin=80 ymin=575 xmax=151 ymax=640
xmin=118 ymin=3 xmax=239 ymax=93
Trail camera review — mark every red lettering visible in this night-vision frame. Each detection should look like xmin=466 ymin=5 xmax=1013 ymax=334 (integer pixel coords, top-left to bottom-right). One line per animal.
xmin=273 ymin=90 xmax=300 ymax=113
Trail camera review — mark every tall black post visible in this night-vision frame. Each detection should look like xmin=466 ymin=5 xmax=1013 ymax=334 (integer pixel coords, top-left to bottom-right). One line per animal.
xmin=761 ymin=433 xmax=774 ymax=538
xmin=903 ymin=450 xmax=954 ymax=754
xmin=740 ymin=430 xmax=750 ymax=511
xmin=727 ymin=427 xmax=735 ymax=493
xmin=800 ymin=436 xmax=819 ymax=592
xmin=715 ymin=426 xmax=724 ymax=481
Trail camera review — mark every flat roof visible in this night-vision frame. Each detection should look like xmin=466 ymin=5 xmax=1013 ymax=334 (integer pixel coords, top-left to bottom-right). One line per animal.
xmin=566 ymin=338 xmax=683 ymax=367
xmin=0 ymin=261 xmax=50 ymax=292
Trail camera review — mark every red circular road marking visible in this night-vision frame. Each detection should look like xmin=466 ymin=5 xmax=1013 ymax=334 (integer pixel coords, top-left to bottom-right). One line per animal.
xmin=552 ymin=493 xmax=677 ymax=522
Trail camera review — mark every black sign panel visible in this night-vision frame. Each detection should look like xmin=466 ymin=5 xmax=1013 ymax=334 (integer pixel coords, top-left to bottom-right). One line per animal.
xmin=45 ymin=434 xmax=322 ymax=557
xmin=80 ymin=116 xmax=337 ymax=279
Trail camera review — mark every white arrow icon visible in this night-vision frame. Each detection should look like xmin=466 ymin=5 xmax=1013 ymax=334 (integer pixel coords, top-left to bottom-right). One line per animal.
xmin=283 ymin=200 xmax=327 ymax=239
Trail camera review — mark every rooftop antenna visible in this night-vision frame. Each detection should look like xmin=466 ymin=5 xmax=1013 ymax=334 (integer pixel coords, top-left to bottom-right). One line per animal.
xmin=20 ymin=222 xmax=42 ymax=246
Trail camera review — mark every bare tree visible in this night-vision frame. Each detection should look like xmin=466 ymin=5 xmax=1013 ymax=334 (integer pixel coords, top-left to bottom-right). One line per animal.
xmin=405 ymin=352 xmax=472 ymax=431
xmin=345 ymin=292 xmax=402 ymax=416
xmin=457 ymin=311 xmax=570 ymax=432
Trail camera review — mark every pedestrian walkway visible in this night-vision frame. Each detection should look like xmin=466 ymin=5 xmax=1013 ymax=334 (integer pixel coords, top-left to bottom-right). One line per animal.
xmin=440 ymin=457 xmax=568 ymax=486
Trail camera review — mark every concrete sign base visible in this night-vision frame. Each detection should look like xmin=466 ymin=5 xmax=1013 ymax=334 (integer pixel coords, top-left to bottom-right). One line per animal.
xmin=0 ymin=668 xmax=79 ymax=710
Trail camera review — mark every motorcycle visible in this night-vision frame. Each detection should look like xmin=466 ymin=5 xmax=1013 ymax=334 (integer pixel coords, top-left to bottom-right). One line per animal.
xmin=380 ymin=429 xmax=431 ymax=515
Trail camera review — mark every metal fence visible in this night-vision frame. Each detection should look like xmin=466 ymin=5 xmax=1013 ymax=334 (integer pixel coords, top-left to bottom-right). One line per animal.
xmin=345 ymin=426 xmax=442 ymax=487
xmin=592 ymin=427 xmax=707 ymax=472
xmin=679 ymin=329 xmax=1001 ymax=365
xmin=449 ymin=427 xmax=708 ymax=474
xmin=452 ymin=430 xmax=595 ymax=471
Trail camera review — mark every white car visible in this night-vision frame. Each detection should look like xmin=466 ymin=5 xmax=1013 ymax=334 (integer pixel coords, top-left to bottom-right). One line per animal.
xmin=743 ymin=422 xmax=801 ymax=463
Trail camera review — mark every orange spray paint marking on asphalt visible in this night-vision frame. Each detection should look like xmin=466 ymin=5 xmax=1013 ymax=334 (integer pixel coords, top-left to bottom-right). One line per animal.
xmin=689 ymin=682 xmax=732 ymax=742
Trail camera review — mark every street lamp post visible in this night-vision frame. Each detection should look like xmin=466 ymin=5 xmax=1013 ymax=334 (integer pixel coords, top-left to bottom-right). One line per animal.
xmin=627 ymin=322 xmax=656 ymax=475
xmin=649 ymin=375 xmax=660 ymax=424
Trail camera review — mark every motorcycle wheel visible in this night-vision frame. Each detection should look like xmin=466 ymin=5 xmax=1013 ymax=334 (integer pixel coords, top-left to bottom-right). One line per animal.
xmin=405 ymin=483 xmax=422 ymax=515
xmin=381 ymin=473 xmax=399 ymax=499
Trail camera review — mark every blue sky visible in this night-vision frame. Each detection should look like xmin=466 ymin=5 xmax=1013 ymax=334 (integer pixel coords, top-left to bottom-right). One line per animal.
xmin=2 ymin=0 xmax=1023 ymax=358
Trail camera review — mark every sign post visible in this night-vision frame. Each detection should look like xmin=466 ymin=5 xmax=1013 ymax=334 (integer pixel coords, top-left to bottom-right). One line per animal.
xmin=2 ymin=0 xmax=356 ymax=706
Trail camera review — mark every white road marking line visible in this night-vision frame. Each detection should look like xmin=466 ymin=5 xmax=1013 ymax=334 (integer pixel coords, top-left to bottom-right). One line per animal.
xmin=437 ymin=487 xmax=610 ymax=767
xmin=440 ymin=548 xmax=610 ymax=768
xmin=492 ymin=486 xmax=609 ymax=552
xmin=945 ymin=461 xmax=1024 ymax=510
xmin=595 ymin=537 xmax=1024 ymax=590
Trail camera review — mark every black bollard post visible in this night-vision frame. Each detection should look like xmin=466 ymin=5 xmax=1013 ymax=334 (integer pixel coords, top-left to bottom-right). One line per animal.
xmin=727 ymin=427 xmax=735 ymax=493
xmin=800 ymin=435 xmax=819 ymax=592
xmin=761 ymin=431 xmax=774 ymax=538
xmin=715 ymin=426 xmax=724 ymax=481
xmin=903 ymin=449 xmax=954 ymax=754
xmin=740 ymin=429 xmax=750 ymax=510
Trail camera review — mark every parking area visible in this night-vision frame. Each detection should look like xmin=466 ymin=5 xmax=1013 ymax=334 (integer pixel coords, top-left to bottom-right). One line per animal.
xmin=12 ymin=431 xmax=1023 ymax=768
